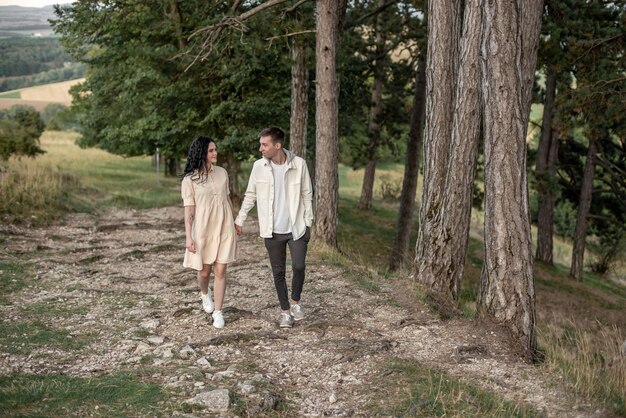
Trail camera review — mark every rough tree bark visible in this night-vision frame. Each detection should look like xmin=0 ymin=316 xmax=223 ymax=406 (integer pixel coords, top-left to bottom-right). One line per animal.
xmin=570 ymin=136 xmax=598 ymax=280
xmin=289 ymin=36 xmax=308 ymax=158
xmin=358 ymin=0 xmax=387 ymax=211
xmin=388 ymin=50 xmax=426 ymax=272
xmin=314 ymin=0 xmax=348 ymax=247
xmin=413 ymin=0 xmax=461 ymax=278
xmin=477 ymin=0 xmax=543 ymax=359
xmin=416 ymin=0 xmax=483 ymax=301
xmin=535 ymin=68 xmax=559 ymax=264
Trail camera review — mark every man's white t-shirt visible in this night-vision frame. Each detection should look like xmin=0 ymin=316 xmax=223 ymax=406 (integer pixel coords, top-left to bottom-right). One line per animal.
xmin=271 ymin=160 xmax=292 ymax=234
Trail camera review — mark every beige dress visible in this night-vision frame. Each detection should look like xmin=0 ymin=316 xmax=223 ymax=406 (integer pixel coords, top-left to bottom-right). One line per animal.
xmin=181 ymin=166 xmax=237 ymax=270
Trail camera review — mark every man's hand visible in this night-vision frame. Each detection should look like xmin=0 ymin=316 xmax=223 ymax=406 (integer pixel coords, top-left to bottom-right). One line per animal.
xmin=235 ymin=225 xmax=243 ymax=236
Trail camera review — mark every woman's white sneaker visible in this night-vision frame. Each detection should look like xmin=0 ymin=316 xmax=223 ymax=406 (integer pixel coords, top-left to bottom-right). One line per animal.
xmin=212 ymin=310 xmax=225 ymax=329
xmin=200 ymin=291 xmax=214 ymax=313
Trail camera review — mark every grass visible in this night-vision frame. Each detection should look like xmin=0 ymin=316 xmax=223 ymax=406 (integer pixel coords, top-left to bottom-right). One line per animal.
xmin=0 ymin=131 xmax=181 ymax=226
xmin=0 ymin=320 xmax=93 ymax=355
xmin=540 ymin=322 xmax=625 ymax=416
xmin=0 ymin=260 xmax=30 ymax=305
xmin=0 ymin=91 xmax=21 ymax=99
xmin=20 ymin=299 xmax=89 ymax=318
xmin=382 ymin=360 xmax=539 ymax=417
xmin=0 ymin=160 xmax=88 ymax=226
xmin=0 ymin=372 xmax=165 ymax=417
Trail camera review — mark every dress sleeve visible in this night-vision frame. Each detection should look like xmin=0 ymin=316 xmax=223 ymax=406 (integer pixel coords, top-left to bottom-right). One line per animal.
xmin=181 ymin=176 xmax=195 ymax=206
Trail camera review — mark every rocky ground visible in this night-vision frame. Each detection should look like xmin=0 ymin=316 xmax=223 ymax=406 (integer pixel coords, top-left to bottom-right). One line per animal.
xmin=0 ymin=206 xmax=611 ymax=417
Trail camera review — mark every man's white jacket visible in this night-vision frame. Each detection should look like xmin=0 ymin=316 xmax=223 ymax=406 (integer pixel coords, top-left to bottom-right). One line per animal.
xmin=235 ymin=149 xmax=314 ymax=240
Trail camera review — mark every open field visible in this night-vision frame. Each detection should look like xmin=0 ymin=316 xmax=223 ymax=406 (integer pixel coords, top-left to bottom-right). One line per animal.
xmin=0 ymin=78 xmax=83 ymax=110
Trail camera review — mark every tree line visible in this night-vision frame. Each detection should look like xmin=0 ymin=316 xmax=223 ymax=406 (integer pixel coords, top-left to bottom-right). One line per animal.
xmin=0 ymin=37 xmax=85 ymax=92
xmin=42 ymin=0 xmax=624 ymax=358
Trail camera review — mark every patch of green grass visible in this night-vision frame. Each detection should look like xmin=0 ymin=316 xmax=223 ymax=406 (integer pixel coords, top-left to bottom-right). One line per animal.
xmin=582 ymin=272 xmax=626 ymax=300
xmin=0 ymin=91 xmax=21 ymax=99
xmin=0 ymin=372 xmax=165 ymax=417
xmin=459 ymin=284 xmax=478 ymax=318
xmin=337 ymin=196 xmax=416 ymax=269
xmin=0 ymin=260 xmax=30 ymax=305
xmin=383 ymin=360 xmax=539 ymax=417
xmin=20 ymin=300 xmax=88 ymax=318
xmin=349 ymin=270 xmax=381 ymax=293
xmin=535 ymin=276 xmax=622 ymax=310
xmin=0 ymin=320 xmax=93 ymax=354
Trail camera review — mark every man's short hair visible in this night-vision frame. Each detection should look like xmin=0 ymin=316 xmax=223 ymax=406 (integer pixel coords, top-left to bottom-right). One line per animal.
xmin=258 ymin=126 xmax=285 ymax=146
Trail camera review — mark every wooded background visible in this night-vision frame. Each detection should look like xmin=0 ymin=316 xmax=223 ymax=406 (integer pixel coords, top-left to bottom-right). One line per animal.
xmin=1 ymin=0 xmax=624 ymax=360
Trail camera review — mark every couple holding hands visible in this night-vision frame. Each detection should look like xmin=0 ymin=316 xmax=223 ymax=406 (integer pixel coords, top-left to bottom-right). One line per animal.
xmin=181 ymin=127 xmax=313 ymax=329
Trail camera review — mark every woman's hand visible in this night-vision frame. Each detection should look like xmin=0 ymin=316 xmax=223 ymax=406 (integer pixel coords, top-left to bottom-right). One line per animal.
xmin=186 ymin=238 xmax=196 ymax=253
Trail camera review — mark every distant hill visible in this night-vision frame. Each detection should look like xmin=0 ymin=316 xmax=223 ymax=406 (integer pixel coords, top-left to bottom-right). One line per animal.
xmin=0 ymin=5 xmax=68 ymax=37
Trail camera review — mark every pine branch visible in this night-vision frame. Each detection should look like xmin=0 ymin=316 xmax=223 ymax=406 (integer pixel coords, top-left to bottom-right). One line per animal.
xmin=184 ymin=0 xmax=291 ymax=70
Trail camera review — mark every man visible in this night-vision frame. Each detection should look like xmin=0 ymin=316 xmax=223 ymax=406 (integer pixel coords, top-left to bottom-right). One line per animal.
xmin=235 ymin=127 xmax=314 ymax=328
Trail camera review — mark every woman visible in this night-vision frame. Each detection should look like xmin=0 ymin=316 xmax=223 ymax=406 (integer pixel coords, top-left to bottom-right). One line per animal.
xmin=181 ymin=136 xmax=237 ymax=329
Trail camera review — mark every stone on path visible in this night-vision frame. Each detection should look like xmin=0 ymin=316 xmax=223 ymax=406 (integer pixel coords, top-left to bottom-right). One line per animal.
xmin=185 ymin=389 xmax=230 ymax=412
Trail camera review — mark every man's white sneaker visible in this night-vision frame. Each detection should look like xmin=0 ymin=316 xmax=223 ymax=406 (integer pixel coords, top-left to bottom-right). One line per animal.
xmin=212 ymin=310 xmax=224 ymax=329
xmin=279 ymin=313 xmax=294 ymax=328
xmin=290 ymin=304 xmax=305 ymax=321
xmin=200 ymin=291 xmax=214 ymax=314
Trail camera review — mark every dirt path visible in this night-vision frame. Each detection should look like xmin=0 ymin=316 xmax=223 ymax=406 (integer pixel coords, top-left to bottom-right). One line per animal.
xmin=0 ymin=207 xmax=607 ymax=417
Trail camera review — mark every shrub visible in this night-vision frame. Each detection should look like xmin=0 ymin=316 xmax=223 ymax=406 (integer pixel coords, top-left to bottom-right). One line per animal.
xmin=0 ymin=160 xmax=86 ymax=226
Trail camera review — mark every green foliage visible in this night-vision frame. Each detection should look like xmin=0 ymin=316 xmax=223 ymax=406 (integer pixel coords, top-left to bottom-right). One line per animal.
xmin=0 ymin=37 xmax=74 ymax=78
xmin=0 ymin=63 xmax=85 ymax=92
xmin=537 ymin=1 xmax=626 ymax=274
xmin=339 ymin=1 xmax=424 ymax=168
xmin=0 ymin=372 xmax=164 ymax=417
xmin=52 ymin=1 xmax=292 ymax=165
xmin=0 ymin=104 xmax=45 ymax=161
xmin=553 ymin=200 xmax=577 ymax=239
xmin=40 ymin=103 xmax=75 ymax=131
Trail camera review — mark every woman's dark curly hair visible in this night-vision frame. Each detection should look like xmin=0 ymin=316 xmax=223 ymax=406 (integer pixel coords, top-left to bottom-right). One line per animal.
xmin=181 ymin=136 xmax=216 ymax=183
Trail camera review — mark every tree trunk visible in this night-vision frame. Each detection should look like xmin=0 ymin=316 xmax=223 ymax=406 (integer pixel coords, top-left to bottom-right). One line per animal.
xmin=477 ymin=0 xmax=540 ymax=360
xmin=413 ymin=0 xmax=461 ymax=278
xmin=389 ymin=50 xmax=427 ymax=272
xmin=169 ymin=0 xmax=187 ymax=50
xmin=520 ymin=0 xmax=544 ymax=126
xmin=535 ymin=68 xmax=558 ymax=263
xmin=289 ymin=36 xmax=308 ymax=158
xmin=220 ymin=151 xmax=242 ymax=205
xmin=314 ymin=0 xmax=347 ymax=247
xmin=357 ymin=76 xmax=383 ymax=210
xmin=165 ymin=157 xmax=180 ymax=177
xmin=416 ymin=0 xmax=483 ymax=300
xmin=570 ymin=136 xmax=598 ymax=280
xmin=358 ymin=0 xmax=386 ymax=211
